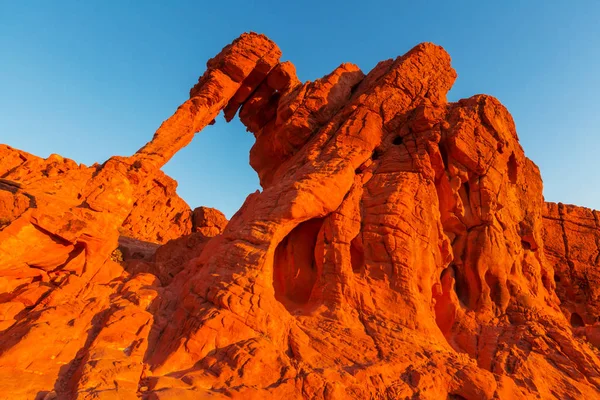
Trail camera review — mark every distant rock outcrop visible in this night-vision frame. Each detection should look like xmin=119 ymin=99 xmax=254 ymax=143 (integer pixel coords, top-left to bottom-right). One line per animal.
xmin=0 ymin=32 xmax=599 ymax=399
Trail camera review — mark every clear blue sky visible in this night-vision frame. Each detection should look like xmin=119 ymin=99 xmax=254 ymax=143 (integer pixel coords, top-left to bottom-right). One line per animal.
xmin=1 ymin=1 xmax=599 ymax=218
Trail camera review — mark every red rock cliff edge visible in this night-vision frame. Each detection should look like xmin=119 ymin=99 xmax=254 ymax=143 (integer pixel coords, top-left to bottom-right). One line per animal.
xmin=0 ymin=33 xmax=599 ymax=399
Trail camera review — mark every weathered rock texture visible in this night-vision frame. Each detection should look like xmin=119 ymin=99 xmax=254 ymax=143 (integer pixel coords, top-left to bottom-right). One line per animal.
xmin=0 ymin=144 xmax=193 ymax=244
xmin=0 ymin=32 xmax=599 ymax=399
xmin=543 ymin=203 xmax=600 ymax=349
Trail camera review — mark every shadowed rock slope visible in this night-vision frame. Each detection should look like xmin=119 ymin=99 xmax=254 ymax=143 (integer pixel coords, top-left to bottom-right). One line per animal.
xmin=0 ymin=32 xmax=599 ymax=399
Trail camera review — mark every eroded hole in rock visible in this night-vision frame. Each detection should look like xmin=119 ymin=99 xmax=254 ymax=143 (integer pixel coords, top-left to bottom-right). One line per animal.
xmin=434 ymin=267 xmax=457 ymax=336
xmin=273 ymin=218 xmax=324 ymax=311
xmin=459 ymin=180 xmax=471 ymax=208
xmin=485 ymin=270 xmax=502 ymax=306
xmin=451 ymin=264 xmax=470 ymax=306
xmin=497 ymin=141 xmax=505 ymax=154
xmin=518 ymin=220 xmax=538 ymax=251
xmin=349 ymin=80 xmax=361 ymax=96
xmin=541 ymin=270 xmax=553 ymax=292
xmin=439 ymin=144 xmax=449 ymax=168
xmin=392 ymin=135 xmax=404 ymax=145
xmin=371 ymin=148 xmax=383 ymax=161
xmin=570 ymin=312 xmax=585 ymax=328
xmin=463 ymin=180 xmax=470 ymax=196
xmin=508 ymin=152 xmax=518 ymax=184
xmin=350 ymin=234 xmax=364 ymax=273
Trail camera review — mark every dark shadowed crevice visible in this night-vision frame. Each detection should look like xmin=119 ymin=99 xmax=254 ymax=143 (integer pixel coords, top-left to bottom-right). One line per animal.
xmin=439 ymin=143 xmax=449 ymax=168
xmin=371 ymin=147 xmax=383 ymax=161
xmin=508 ymin=152 xmax=518 ymax=185
xmin=392 ymin=135 xmax=404 ymax=146
xmin=485 ymin=270 xmax=502 ymax=306
xmin=451 ymin=264 xmax=470 ymax=306
xmin=570 ymin=312 xmax=585 ymax=328
xmin=462 ymin=181 xmax=470 ymax=201
xmin=273 ymin=218 xmax=324 ymax=312
xmin=350 ymin=234 xmax=365 ymax=273
xmin=518 ymin=220 xmax=538 ymax=251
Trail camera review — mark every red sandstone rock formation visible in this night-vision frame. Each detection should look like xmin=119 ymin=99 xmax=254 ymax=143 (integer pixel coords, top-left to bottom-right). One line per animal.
xmin=0 ymin=144 xmax=193 ymax=244
xmin=543 ymin=202 xmax=600 ymax=348
xmin=1 ymin=32 xmax=600 ymax=399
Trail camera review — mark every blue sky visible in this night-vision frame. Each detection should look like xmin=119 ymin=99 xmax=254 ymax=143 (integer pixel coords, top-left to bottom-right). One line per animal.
xmin=1 ymin=1 xmax=599 ymax=217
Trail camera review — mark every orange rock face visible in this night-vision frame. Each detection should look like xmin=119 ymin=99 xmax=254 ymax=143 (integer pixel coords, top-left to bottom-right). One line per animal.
xmin=0 ymin=144 xmax=193 ymax=244
xmin=1 ymin=32 xmax=600 ymax=399
xmin=543 ymin=203 xmax=600 ymax=347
